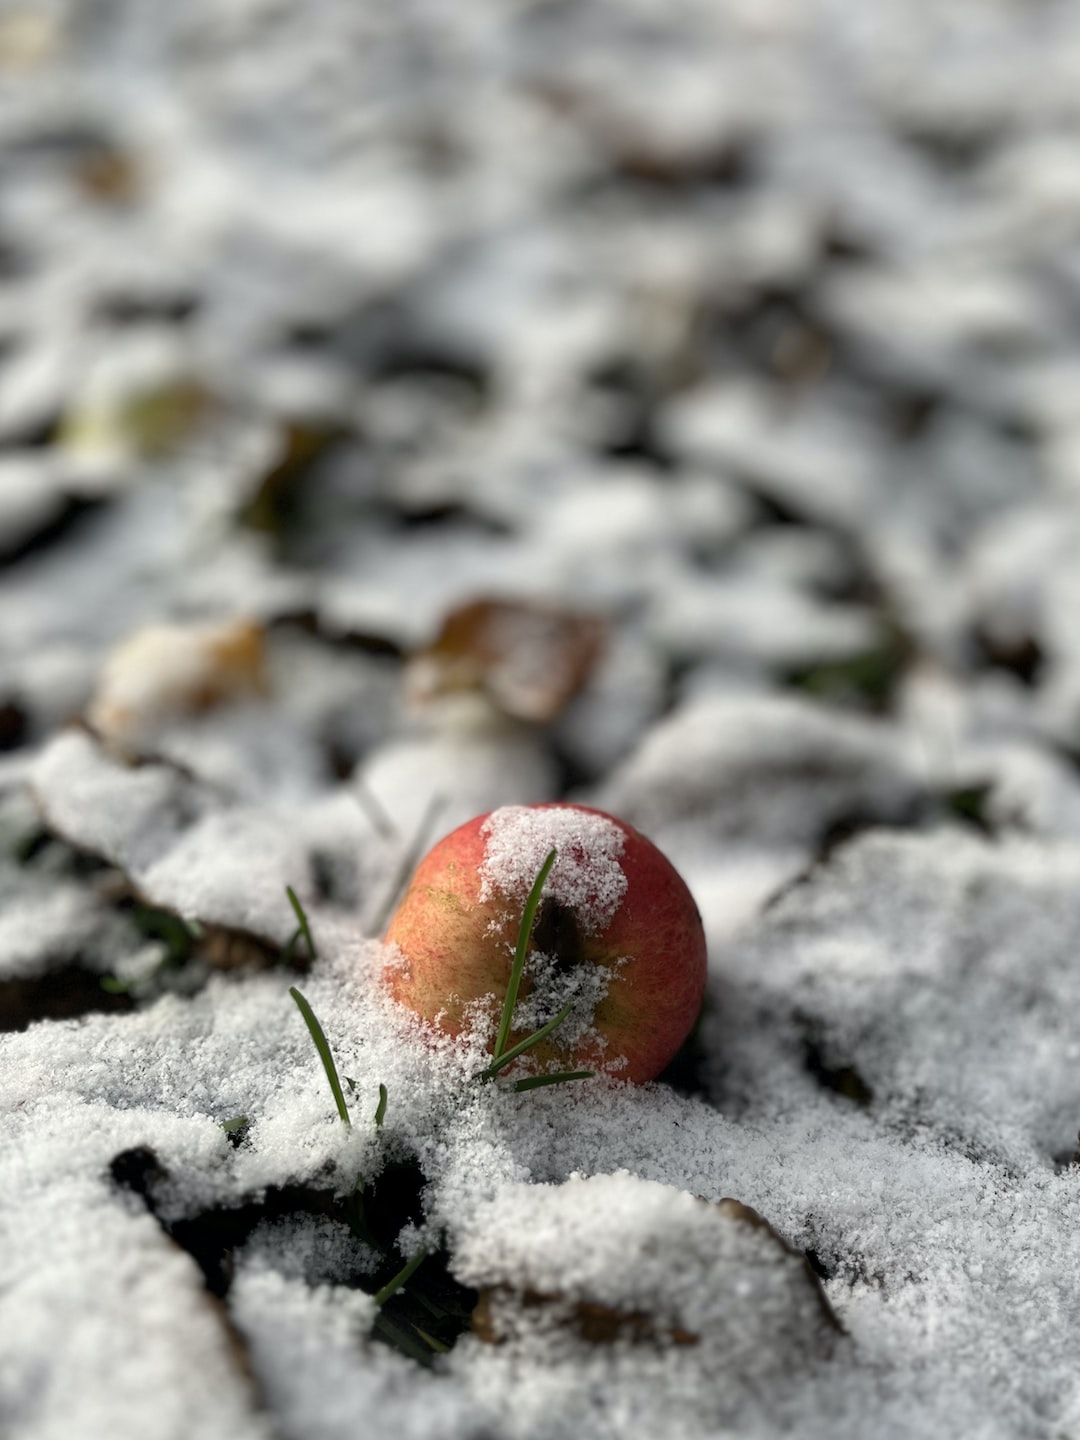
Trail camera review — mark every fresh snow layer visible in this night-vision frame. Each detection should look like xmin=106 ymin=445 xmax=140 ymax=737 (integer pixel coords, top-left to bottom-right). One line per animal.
xmin=479 ymin=805 xmax=628 ymax=932
xmin=7 ymin=0 xmax=1080 ymax=1437
xmin=6 ymin=824 xmax=1080 ymax=1438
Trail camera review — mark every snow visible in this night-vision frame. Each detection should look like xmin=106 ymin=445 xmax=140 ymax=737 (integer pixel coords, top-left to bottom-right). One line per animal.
xmin=0 ymin=867 xmax=138 ymax=981
xmin=359 ymin=705 xmax=558 ymax=843
xmin=230 ymin=1266 xmax=485 ymax=1440
xmin=0 ymin=1098 xmax=272 ymax=1440
xmin=453 ymin=1172 xmax=839 ymax=1347
xmin=8 ymin=812 xmax=1080 ymax=1436
xmin=478 ymin=805 xmax=628 ymax=932
xmin=6 ymin=0 xmax=1080 ymax=1437
xmin=32 ymin=728 xmax=216 ymax=875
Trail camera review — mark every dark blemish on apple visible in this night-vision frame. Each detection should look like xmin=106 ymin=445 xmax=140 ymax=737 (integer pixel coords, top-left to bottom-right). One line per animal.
xmin=531 ymin=898 xmax=586 ymax=973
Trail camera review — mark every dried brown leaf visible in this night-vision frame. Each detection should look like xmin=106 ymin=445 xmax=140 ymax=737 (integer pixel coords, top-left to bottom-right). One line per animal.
xmin=407 ymin=597 xmax=605 ymax=724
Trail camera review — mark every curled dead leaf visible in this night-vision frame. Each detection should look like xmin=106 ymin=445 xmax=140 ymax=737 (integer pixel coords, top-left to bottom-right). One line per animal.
xmin=59 ymin=377 xmax=211 ymax=461
xmin=473 ymin=1288 xmax=699 ymax=1347
xmin=74 ymin=146 xmax=140 ymax=204
xmin=714 ymin=1197 xmax=842 ymax=1337
xmin=406 ymin=597 xmax=605 ymax=724
xmin=197 ymin=923 xmax=288 ymax=973
xmin=87 ymin=618 xmax=267 ymax=749
xmin=464 ymin=1179 xmax=841 ymax=1360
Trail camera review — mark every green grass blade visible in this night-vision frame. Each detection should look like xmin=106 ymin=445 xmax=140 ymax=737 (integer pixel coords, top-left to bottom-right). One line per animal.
xmin=477 ymin=1000 xmax=574 ymax=1081
xmin=100 ymin=974 xmax=135 ymax=994
xmin=511 ymin=1070 xmax=594 ymax=1093
xmin=285 ymin=885 xmax=317 ymax=960
xmin=373 ymin=1247 xmax=429 ymax=1306
xmin=412 ymin=1325 xmax=450 ymax=1354
xmin=289 ymin=986 xmax=351 ymax=1127
xmin=374 ymin=1082 xmax=388 ymax=1127
xmin=345 ymin=1186 xmax=381 ymax=1250
xmin=220 ymin=1114 xmax=249 ymax=1134
xmin=372 ymin=1312 xmax=439 ymax=1367
xmin=493 ymin=848 xmax=557 ymax=1061
xmin=413 ymin=1290 xmax=450 ymax=1321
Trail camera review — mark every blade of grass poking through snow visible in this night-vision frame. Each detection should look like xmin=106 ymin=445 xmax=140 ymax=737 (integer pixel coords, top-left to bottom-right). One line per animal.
xmin=374 ymin=1082 xmax=388 ymax=1127
xmin=285 ymin=885 xmax=317 ymax=960
xmin=477 ymin=1000 xmax=575 ymax=1080
xmin=493 ymin=847 xmax=557 ymax=1061
xmin=373 ymin=1247 xmax=429 ymax=1306
xmin=369 ymin=791 xmax=447 ymax=937
xmin=289 ymin=986 xmax=351 ymax=1127
xmin=512 ymin=1070 xmax=594 ymax=1092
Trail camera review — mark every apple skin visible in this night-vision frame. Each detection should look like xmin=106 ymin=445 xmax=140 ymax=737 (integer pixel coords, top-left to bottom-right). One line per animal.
xmin=383 ymin=802 xmax=707 ymax=1083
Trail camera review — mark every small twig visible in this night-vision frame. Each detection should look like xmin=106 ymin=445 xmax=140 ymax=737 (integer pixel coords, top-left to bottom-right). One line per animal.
xmin=493 ymin=848 xmax=557 ymax=1061
xmin=369 ymin=792 xmax=447 ymax=937
xmin=353 ymin=779 xmax=399 ymax=841
xmin=289 ymin=986 xmax=351 ymax=1127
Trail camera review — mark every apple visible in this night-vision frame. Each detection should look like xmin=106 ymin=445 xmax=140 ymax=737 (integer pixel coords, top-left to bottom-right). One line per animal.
xmin=383 ymin=802 xmax=706 ymax=1083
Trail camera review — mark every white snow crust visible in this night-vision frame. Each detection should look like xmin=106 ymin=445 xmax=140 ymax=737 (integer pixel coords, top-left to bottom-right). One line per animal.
xmin=478 ymin=805 xmax=628 ymax=933
xmin=6 ymin=825 xmax=1080 ymax=1439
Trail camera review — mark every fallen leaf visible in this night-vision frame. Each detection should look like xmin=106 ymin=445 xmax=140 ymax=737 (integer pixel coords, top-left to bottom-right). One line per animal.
xmin=406 ymin=598 xmax=605 ymax=724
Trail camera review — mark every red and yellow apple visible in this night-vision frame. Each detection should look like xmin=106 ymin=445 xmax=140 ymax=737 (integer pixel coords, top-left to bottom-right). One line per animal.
xmin=383 ymin=802 xmax=706 ymax=1083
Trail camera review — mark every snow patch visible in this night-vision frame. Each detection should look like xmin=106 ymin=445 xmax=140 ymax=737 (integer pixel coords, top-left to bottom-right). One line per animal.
xmin=478 ymin=805 xmax=628 ymax=934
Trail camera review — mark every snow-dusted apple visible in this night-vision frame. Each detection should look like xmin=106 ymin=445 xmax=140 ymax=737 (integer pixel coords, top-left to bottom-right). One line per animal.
xmin=383 ymin=802 xmax=707 ymax=1083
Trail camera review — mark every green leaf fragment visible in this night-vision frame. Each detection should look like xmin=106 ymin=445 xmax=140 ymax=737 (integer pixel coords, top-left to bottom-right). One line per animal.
xmin=477 ymin=1000 xmax=575 ymax=1081
xmin=372 ymin=1311 xmax=439 ymax=1368
xmin=411 ymin=1325 xmax=450 ymax=1353
xmin=289 ymin=985 xmax=351 ymax=1127
xmin=373 ymin=1247 xmax=429 ymax=1307
xmin=493 ymin=847 xmax=557 ymax=1062
xmin=99 ymin=975 xmax=135 ymax=994
xmin=285 ymin=885 xmax=317 ymax=960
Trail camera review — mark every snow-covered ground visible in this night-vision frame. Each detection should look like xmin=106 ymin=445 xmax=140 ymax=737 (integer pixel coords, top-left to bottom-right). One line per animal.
xmin=5 ymin=2 xmax=1080 ymax=1436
